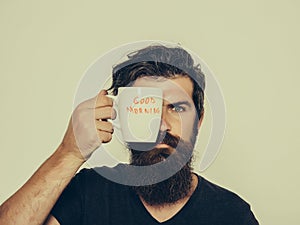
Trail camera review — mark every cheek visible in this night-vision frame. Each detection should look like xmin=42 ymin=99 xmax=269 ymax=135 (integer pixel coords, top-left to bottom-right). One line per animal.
xmin=176 ymin=113 xmax=197 ymax=139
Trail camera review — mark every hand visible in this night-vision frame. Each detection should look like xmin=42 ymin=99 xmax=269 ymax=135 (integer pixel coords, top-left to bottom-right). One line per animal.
xmin=61 ymin=90 xmax=115 ymax=161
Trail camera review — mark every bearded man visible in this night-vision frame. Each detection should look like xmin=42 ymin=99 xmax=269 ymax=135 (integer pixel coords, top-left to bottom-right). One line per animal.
xmin=0 ymin=45 xmax=259 ymax=225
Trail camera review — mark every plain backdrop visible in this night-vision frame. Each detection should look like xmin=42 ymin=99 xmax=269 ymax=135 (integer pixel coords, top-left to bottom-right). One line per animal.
xmin=1 ymin=1 xmax=299 ymax=224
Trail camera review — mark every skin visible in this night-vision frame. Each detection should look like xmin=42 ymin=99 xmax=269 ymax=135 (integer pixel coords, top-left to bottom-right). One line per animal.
xmin=0 ymin=76 xmax=203 ymax=225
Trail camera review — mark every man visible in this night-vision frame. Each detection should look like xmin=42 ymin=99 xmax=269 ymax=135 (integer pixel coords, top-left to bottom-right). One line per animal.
xmin=0 ymin=45 xmax=259 ymax=225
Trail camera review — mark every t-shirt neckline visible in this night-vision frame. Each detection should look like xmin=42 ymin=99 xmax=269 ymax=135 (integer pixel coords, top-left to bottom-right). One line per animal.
xmin=131 ymin=173 xmax=202 ymax=224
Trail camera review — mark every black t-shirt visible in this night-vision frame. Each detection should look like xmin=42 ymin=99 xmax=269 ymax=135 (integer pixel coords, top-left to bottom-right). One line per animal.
xmin=51 ymin=167 xmax=259 ymax=225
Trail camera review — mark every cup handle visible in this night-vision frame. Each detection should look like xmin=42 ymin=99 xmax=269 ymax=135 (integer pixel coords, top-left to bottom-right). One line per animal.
xmin=106 ymin=95 xmax=120 ymax=130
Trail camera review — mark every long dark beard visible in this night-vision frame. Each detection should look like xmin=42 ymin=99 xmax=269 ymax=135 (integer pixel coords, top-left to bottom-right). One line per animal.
xmin=130 ymin=132 xmax=195 ymax=206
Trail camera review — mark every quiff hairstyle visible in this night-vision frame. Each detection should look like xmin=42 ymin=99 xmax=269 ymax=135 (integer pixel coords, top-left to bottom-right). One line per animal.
xmin=108 ymin=45 xmax=205 ymax=119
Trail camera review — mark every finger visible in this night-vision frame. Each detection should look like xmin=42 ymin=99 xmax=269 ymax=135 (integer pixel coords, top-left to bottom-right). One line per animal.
xmin=99 ymin=89 xmax=108 ymax=95
xmin=95 ymin=91 xmax=113 ymax=108
xmin=98 ymin=130 xmax=112 ymax=143
xmin=95 ymin=107 xmax=115 ymax=120
xmin=96 ymin=120 xmax=114 ymax=133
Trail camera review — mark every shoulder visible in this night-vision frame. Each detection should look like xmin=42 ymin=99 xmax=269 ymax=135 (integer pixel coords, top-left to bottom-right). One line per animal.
xmin=197 ymin=174 xmax=250 ymax=205
xmin=72 ymin=165 xmax=132 ymax=192
xmin=73 ymin=166 xmax=124 ymax=186
xmin=193 ymin=174 xmax=258 ymax=224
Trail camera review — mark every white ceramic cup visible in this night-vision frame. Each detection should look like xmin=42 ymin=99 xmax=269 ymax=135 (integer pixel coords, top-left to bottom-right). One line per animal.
xmin=108 ymin=87 xmax=163 ymax=147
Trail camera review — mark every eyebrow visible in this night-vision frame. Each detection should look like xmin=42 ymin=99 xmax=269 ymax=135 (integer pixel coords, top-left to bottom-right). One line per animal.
xmin=163 ymin=101 xmax=192 ymax=107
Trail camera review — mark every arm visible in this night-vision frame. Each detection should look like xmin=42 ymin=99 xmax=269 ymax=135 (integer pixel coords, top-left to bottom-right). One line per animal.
xmin=0 ymin=90 xmax=114 ymax=225
xmin=0 ymin=144 xmax=83 ymax=225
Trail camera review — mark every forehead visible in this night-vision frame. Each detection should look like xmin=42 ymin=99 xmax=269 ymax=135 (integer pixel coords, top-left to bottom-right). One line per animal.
xmin=132 ymin=76 xmax=194 ymax=100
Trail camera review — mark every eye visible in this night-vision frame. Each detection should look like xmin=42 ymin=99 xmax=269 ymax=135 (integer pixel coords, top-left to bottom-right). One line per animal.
xmin=169 ymin=104 xmax=186 ymax=112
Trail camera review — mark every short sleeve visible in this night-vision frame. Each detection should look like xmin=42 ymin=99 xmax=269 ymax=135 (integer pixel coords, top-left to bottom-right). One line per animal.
xmin=51 ymin=169 xmax=86 ymax=225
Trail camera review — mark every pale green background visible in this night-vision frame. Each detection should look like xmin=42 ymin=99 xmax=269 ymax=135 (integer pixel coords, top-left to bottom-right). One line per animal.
xmin=1 ymin=1 xmax=299 ymax=224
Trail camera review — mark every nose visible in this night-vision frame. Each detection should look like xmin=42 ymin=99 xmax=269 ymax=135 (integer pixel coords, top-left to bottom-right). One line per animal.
xmin=160 ymin=109 xmax=171 ymax=132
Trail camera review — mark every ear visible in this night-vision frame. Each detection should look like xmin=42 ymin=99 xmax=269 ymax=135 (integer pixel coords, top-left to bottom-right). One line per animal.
xmin=197 ymin=110 xmax=204 ymax=129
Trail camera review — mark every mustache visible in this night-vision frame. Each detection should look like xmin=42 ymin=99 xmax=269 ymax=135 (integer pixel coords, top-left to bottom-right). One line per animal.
xmin=130 ymin=131 xmax=180 ymax=156
xmin=156 ymin=131 xmax=180 ymax=149
xmin=127 ymin=131 xmax=180 ymax=154
xmin=130 ymin=132 xmax=194 ymax=168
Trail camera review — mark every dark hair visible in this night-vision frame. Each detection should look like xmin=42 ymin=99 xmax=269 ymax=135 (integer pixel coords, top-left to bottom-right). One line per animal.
xmin=108 ymin=45 xmax=205 ymax=119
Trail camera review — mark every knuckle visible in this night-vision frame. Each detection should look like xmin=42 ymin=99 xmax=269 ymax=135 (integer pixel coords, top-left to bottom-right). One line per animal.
xmin=108 ymin=107 xmax=115 ymax=118
xmin=99 ymin=89 xmax=108 ymax=95
xmin=108 ymin=122 xmax=113 ymax=130
xmin=98 ymin=95 xmax=108 ymax=104
xmin=101 ymin=132 xmax=112 ymax=143
xmin=103 ymin=96 xmax=113 ymax=106
xmin=106 ymin=133 xmax=112 ymax=142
